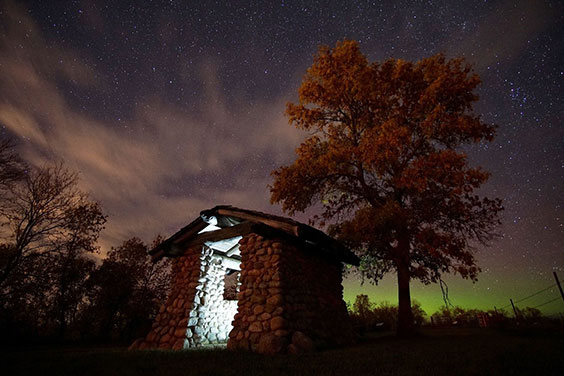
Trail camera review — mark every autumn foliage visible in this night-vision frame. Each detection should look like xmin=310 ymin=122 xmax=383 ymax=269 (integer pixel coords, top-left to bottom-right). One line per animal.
xmin=270 ymin=40 xmax=503 ymax=336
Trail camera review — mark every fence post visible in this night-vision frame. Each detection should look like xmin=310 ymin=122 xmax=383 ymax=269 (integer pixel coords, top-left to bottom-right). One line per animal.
xmin=553 ymin=272 xmax=564 ymax=303
xmin=510 ymin=298 xmax=519 ymax=319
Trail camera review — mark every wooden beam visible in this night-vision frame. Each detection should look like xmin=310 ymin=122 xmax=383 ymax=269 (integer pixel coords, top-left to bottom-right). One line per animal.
xmin=298 ymin=224 xmax=360 ymax=266
xmin=225 ymin=243 xmax=240 ymax=257
xmin=214 ymin=255 xmax=241 ymax=270
xmin=177 ymin=221 xmax=255 ymax=249
xmin=149 ymin=217 xmax=208 ymax=261
xmin=217 ymin=208 xmax=300 ymax=237
xmin=173 ymin=220 xmax=209 ymax=244
xmin=150 ymin=249 xmax=166 ymax=262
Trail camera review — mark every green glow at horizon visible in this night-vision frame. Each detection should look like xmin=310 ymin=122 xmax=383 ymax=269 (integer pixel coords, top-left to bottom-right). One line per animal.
xmin=342 ymin=271 xmax=564 ymax=317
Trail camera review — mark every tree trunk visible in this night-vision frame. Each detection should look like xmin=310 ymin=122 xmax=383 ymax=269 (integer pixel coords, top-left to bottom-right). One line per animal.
xmin=58 ymin=308 xmax=67 ymax=339
xmin=396 ymin=259 xmax=414 ymax=337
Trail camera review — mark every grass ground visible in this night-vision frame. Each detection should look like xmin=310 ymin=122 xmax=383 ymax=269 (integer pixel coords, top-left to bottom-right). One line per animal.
xmin=3 ymin=328 xmax=563 ymax=376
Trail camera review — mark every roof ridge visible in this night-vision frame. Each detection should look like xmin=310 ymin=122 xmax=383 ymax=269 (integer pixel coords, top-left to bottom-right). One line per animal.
xmin=150 ymin=205 xmax=360 ymax=266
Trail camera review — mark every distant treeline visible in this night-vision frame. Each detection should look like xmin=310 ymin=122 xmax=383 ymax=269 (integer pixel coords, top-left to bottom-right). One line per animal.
xmin=348 ymin=294 xmax=563 ymax=333
xmin=0 ymin=140 xmax=170 ymax=345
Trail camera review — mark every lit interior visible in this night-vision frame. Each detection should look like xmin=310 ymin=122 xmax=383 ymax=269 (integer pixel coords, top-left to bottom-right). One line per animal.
xmin=183 ymin=219 xmax=242 ymax=348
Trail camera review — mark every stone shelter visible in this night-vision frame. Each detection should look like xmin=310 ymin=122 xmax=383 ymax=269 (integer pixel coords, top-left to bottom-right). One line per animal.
xmin=130 ymin=205 xmax=359 ymax=354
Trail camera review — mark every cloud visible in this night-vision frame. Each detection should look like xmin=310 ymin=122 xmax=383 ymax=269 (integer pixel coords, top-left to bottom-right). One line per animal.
xmin=0 ymin=2 xmax=303 ymax=254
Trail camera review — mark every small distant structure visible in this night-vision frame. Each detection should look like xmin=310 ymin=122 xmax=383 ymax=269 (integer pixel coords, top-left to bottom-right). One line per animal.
xmin=130 ymin=205 xmax=359 ymax=354
xmin=477 ymin=313 xmax=490 ymax=328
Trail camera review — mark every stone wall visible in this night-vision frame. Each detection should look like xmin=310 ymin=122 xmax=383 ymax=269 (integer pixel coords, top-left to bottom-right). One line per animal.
xmin=227 ymin=232 xmax=354 ymax=354
xmin=280 ymin=241 xmax=355 ymax=351
xmin=227 ymin=233 xmax=288 ymax=353
xmin=130 ymin=245 xmax=201 ymax=350
xmin=130 ymin=244 xmax=240 ymax=350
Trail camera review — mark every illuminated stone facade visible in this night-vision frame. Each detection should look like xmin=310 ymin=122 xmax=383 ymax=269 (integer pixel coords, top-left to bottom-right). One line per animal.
xmin=130 ymin=245 xmax=239 ymax=350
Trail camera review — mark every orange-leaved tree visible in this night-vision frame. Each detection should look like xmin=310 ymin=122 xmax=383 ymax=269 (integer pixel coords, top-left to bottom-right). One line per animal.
xmin=270 ymin=40 xmax=502 ymax=336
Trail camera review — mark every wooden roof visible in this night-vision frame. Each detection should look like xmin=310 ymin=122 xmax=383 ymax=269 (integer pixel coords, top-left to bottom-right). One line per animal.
xmin=150 ymin=205 xmax=360 ymax=266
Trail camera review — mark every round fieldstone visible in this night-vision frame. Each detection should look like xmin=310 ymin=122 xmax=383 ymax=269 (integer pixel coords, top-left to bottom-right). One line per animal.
xmin=249 ymin=321 xmax=263 ymax=332
xmin=291 ymin=331 xmax=315 ymax=353
xmin=270 ymin=316 xmax=286 ymax=331
xmin=257 ymin=333 xmax=289 ymax=354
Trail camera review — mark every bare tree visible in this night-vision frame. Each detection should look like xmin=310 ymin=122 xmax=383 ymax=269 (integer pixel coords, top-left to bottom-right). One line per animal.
xmin=1 ymin=165 xmax=74 ymax=286
xmin=0 ymin=163 xmax=106 ymax=296
xmin=0 ymin=159 xmax=107 ymax=338
xmin=0 ymin=139 xmax=25 ymax=184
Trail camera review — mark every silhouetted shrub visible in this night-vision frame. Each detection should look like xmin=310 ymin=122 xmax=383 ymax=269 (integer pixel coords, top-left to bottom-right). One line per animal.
xmin=348 ymin=295 xmax=426 ymax=333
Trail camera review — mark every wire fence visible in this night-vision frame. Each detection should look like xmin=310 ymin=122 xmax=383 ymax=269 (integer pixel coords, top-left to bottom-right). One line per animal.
xmin=532 ymin=296 xmax=562 ymax=309
xmin=499 ymin=283 xmax=558 ymax=310
xmin=497 ymin=272 xmax=564 ymax=316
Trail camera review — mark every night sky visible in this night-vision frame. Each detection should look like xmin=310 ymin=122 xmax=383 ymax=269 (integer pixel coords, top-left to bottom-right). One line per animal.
xmin=1 ymin=0 xmax=563 ymax=316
